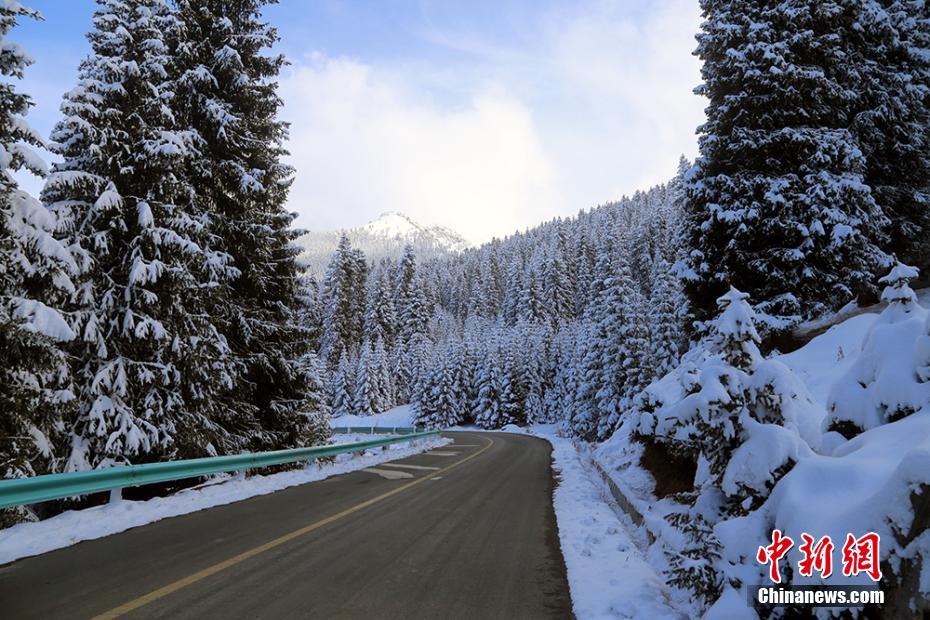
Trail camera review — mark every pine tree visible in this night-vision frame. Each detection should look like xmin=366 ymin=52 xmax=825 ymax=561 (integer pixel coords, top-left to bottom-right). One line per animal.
xmin=297 ymin=351 xmax=328 ymax=416
xmin=394 ymin=246 xmax=430 ymax=401
xmin=643 ymin=288 xmax=800 ymax=607
xmin=329 ymin=352 xmax=353 ymax=416
xmin=44 ymin=0 xmax=239 ymax=469
xmin=499 ymin=339 xmax=527 ymax=426
xmin=697 ymin=288 xmax=761 ymax=479
xmin=648 ymin=259 xmax=686 ymax=380
xmin=571 ymin=252 xmax=612 ymax=440
xmin=413 ymin=343 xmax=463 ymax=428
xmin=544 ymin=251 xmax=575 ymax=325
xmin=596 ymin=257 xmax=649 ymax=439
xmin=396 ymin=245 xmax=430 ymax=346
xmin=353 ymin=341 xmax=377 ymax=416
xmin=321 ymin=235 xmax=364 ymax=366
xmin=297 ymin=275 xmax=323 ymax=352
xmin=517 ymin=263 xmax=546 ymax=323
xmin=0 ymin=3 xmax=78 ymax=524
xmin=684 ymin=0 xmax=888 ymax=329
xmin=522 ymin=331 xmax=549 ymax=423
xmin=474 ymin=342 xmax=505 ymax=429
xmin=849 ymin=2 xmax=930 ymax=272
xmin=371 ymin=336 xmax=394 ymax=412
xmin=173 ymin=0 xmax=324 ymax=451
xmin=363 ymin=262 xmax=397 ymax=347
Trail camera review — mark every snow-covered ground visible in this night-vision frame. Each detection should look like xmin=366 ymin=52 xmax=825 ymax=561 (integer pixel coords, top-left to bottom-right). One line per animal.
xmin=331 ymin=404 xmax=417 ymax=428
xmin=0 ymin=433 xmax=449 ymax=564
xmin=593 ymin=279 xmax=930 ymax=618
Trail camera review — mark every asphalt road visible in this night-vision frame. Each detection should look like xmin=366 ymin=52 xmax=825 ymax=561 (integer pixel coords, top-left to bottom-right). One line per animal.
xmin=0 ymin=431 xmax=573 ymax=619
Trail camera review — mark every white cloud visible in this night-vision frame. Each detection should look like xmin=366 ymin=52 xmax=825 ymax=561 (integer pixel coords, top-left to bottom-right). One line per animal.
xmin=280 ymin=56 xmax=564 ymax=243
xmin=280 ymin=0 xmax=705 ymax=242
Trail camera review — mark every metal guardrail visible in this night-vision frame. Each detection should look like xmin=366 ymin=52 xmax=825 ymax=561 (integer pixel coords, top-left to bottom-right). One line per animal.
xmin=330 ymin=426 xmax=427 ymax=435
xmin=0 ymin=430 xmax=440 ymax=510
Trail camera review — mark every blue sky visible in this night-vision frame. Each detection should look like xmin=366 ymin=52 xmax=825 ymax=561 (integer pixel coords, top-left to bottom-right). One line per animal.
xmin=15 ymin=0 xmax=705 ymax=243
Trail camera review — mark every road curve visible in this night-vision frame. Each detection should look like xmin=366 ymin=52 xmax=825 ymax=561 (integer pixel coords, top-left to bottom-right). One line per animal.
xmin=0 ymin=431 xmax=573 ymax=619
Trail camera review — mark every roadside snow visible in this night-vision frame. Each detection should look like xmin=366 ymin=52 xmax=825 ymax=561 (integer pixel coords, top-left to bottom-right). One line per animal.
xmin=0 ymin=434 xmax=449 ymax=564
xmin=521 ymin=425 xmax=684 ymax=619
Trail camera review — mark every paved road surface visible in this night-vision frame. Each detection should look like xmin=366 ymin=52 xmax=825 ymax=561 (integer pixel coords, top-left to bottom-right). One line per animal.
xmin=0 ymin=431 xmax=573 ymax=619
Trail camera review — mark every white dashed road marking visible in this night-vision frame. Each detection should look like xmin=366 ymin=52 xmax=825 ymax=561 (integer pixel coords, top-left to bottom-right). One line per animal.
xmin=425 ymin=451 xmax=459 ymax=457
xmin=380 ymin=463 xmax=440 ymax=471
xmin=361 ymin=468 xmax=414 ymax=480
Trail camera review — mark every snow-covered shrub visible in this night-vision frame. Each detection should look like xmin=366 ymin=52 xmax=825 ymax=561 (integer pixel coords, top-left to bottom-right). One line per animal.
xmin=634 ymin=288 xmax=816 ymax=610
xmin=825 ymin=263 xmax=930 ymax=438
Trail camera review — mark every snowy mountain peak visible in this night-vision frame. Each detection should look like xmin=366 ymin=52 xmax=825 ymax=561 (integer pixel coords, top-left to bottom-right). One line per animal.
xmin=295 ymin=212 xmax=471 ymax=277
xmin=362 ymin=211 xmax=422 ymax=238
xmin=358 ymin=212 xmax=471 ymax=252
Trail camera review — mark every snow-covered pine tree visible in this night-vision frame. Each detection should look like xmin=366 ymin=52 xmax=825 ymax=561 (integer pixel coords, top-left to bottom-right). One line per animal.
xmin=329 ymin=352 xmax=353 ymax=416
xmin=173 ymin=0 xmax=323 ymax=451
xmin=517 ymin=263 xmax=546 ymax=323
xmin=684 ymin=0 xmax=888 ymax=331
xmin=320 ymin=235 xmax=364 ymax=367
xmin=522 ymin=329 xmax=549 ymax=423
xmin=638 ymin=288 xmax=812 ymax=608
xmin=298 ymin=351 xmax=328 ymax=416
xmin=499 ymin=335 xmax=528 ymax=426
xmin=396 ymin=245 xmax=430 ymax=346
xmin=413 ymin=342 xmax=463 ymax=428
xmin=544 ymin=250 xmax=575 ymax=325
xmin=352 ymin=341 xmax=377 ymax=416
xmin=648 ymin=258 xmax=686 ymax=380
xmin=543 ymin=325 xmax=581 ymax=426
xmin=849 ymin=2 xmax=930 ymax=272
xmin=371 ymin=335 xmax=394 ymax=412
xmin=44 ymin=0 xmax=240 ymax=469
xmin=571 ymin=251 xmax=613 ymax=440
xmin=596 ymin=252 xmax=650 ymax=439
xmin=457 ymin=331 xmax=479 ymax=424
xmin=474 ymin=340 xmax=505 ymax=429
xmin=363 ymin=261 xmax=397 ymax=348
xmin=297 ymin=275 xmax=323 ymax=353
xmin=500 ymin=251 xmax=524 ymax=326
xmin=394 ymin=246 xmax=431 ymax=401
xmin=0 ymin=3 xmax=78 ymax=524
xmin=295 ymin=350 xmax=329 ymax=438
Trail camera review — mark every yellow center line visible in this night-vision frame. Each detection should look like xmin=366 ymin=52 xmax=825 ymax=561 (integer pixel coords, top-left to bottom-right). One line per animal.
xmin=93 ymin=435 xmax=494 ymax=620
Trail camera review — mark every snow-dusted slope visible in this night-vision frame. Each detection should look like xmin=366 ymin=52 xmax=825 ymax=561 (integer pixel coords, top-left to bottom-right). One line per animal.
xmin=295 ymin=212 xmax=471 ymax=277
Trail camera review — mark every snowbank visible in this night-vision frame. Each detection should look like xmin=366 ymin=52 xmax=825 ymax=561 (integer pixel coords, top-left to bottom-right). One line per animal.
xmin=523 ymin=425 xmax=684 ymax=619
xmin=0 ymin=433 xmax=449 ymax=564
xmin=331 ymin=404 xmax=417 ymax=428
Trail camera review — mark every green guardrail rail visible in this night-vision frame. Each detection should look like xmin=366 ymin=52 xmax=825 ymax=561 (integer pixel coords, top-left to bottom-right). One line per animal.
xmin=330 ymin=426 xmax=427 ymax=435
xmin=0 ymin=430 xmax=440 ymax=510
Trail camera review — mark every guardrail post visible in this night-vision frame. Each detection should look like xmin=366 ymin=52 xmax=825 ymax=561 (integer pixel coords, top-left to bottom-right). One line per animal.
xmin=109 ymin=488 xmax=122 ymax=504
